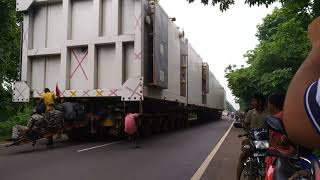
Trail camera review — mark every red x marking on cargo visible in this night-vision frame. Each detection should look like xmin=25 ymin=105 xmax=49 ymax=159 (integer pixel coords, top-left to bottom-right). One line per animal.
xmin=134 ymin=51 xmax=142 ymax=61
xmin=109 ymin=89 xmax=120 ymax=96
xmin=126 ymin=84 xmax=142 ymax=99
xmin=134 ymin=14 xmax=142 ymax=31
xmin=60 ymin=90 xmax=66 ymax=97
xmin=70 ymin=49 xmax=89 ymax=80
xmin=82 ymin=90 xmax=90 ymax=96
xmin=15 ymin=86 xmax=28 ymax=100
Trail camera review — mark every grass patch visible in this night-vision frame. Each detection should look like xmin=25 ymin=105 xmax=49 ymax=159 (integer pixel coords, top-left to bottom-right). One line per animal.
xmin=0 ymin=135 xmax=11 ymax=142
xmin=0 ymin=105 xmax=32 ymax=140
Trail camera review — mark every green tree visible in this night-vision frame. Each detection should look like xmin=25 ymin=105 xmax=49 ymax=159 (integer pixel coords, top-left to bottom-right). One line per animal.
xmin=226 ymin=101 xmax=236 ymax=112
xmin=225 ymin=7 xmax=312 ymax=109
xmin=0 ymin=0 xmax=22 ymax=119
xmin=186 ymin=0 xmax=318 ymax=16
xmin=0 ymin=0 xmax=31 ymax=139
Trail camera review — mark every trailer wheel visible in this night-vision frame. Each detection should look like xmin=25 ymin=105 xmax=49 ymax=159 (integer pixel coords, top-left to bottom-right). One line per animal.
xmin=111 ymin=119 xmax=124 ymax=139
xmin=141 ymin=117 xmax=152 ymax=137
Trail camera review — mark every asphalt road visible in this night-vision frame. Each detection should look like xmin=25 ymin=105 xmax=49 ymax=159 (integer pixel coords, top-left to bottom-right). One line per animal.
xmin=0 ymin=118 xmax=233 ymax=180
xmin=201 ymin=126 xmax=243 ymax=180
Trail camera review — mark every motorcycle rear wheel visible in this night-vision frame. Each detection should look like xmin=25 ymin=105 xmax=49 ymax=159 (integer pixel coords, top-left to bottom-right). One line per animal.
xmin=240 ymin=164 xmax=262 ymax=180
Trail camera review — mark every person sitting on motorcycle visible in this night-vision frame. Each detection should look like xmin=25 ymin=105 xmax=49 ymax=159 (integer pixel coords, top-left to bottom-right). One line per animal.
xmin=237 ymin=93 xmax=269 ymax=180
xmin=267 ymin=92 xmax=290 ymax=148
xmin=265 ymin=92 xmax=295 ymax=179
xmin=244 ymin=93 xmax=269 ymax=131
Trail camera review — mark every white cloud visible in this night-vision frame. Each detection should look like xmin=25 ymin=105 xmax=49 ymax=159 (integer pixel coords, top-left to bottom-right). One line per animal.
xmin=160 ymin=0 xmax=279 ymax=110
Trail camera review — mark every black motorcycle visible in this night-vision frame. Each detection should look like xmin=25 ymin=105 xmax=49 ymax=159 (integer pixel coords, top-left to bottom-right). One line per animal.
xmin=234 ymin=122 xmax=270 ymax=180
xmin=235 ymin=117 xmax=320 ymax=180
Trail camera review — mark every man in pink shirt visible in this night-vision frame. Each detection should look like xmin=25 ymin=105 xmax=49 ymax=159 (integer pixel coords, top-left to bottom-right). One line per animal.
xmin=124 ymin=108 xmax=141 ymax=148
xmin=125 ymin=113 xmax=139 ymax=135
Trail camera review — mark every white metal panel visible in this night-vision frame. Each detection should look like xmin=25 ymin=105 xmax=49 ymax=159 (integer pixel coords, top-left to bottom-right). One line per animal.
xmin=32 ymin=5 xmax=46 ymax=49
xmin=21 ymin=14 xmax=32 ymax=84
xmin=101 ymin=0 xmax=113 ymax=37
xmin=121 ymin=77 xmax=144 ymax=101
xmin=124 ymin=43 xmax=139 ymax=81
xmin=218 ymin=87 xmax=226 ymax=110
xmin=45 ymin=56 xmax=61 ymax=90
xmin=207 ymin=72 xmax=215 ymax=108
xmin=207 ymin=73 xmax=225 ymax=110
xmin=143 ymin=3 xmax=186 ymax=104
xmin=71 ymin=0 xmax=95 ymax=40
xmin=16 ymin=0 xmax=34 ymax=11
xmin=120 ymin=0 xmax=134 ymax=35
xmin=47 ymin=3 xmax=63 ymax=48
xmin=69 ymin=48 xmax=90 ymax=89
xmin=31 ymin=57 xmax=45 ymax=91
xmin=153 ymin=3 xmax=168 ymax=88
xmin=18 ymin=0 xmax=144 ymax=101
xmin=163 ymin=21 xmax=181 ymax=101
xmin=12 ymin=81 xmax=31 ymax=102
xmin=97 ymin=45 xmax=120 ymax=89
xmin=187 ymin=45 xmax=203 ymax=106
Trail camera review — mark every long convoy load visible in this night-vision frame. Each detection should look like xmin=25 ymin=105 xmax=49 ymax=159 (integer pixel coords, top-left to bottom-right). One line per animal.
xmin=12 ymin=0 xmax=226 ymax=139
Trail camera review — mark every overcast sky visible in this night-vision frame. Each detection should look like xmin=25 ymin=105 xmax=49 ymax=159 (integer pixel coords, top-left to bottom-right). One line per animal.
xmin=160 ymin=0 xmax=279 ymax=110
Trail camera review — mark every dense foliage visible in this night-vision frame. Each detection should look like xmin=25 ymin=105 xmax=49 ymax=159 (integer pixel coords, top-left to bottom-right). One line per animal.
xmin=187 ymin=0 xmax=318 ymax=110
xmin=226 ymin=101 xmax=236 ymax=112
xmin=0 ymin=0 xmax=32 ymax=138
xmin=225 ymin=5 xmax=313 ymax=110
xmin=0 ymin=0 xmax=21 ymax=117
xmin=187 ymin=0 xmax=319 ymax=16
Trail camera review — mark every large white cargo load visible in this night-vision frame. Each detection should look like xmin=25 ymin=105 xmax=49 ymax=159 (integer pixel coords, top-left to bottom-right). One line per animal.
xmin=13 ymin=0 xmax=226 ymax=111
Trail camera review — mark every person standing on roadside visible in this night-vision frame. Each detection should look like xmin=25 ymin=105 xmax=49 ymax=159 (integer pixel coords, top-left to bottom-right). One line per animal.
xmin=124 ymin=107 xmax=141 ymax=148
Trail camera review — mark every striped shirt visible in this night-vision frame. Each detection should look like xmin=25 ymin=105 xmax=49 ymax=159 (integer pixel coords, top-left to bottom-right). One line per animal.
xmin=304 ymin=80 xmax=320 ymax=135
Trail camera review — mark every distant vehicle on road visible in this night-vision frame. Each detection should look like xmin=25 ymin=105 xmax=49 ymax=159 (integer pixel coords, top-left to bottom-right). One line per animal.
xmin=222 ymin=110 xmax=229 ymax=116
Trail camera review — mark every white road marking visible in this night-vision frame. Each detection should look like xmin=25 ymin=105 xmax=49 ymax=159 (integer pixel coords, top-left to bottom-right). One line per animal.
xmin=77 ymin=141 xmax=122 ymax=153
xmin=191 ymin=122 xmax=234 ymax=180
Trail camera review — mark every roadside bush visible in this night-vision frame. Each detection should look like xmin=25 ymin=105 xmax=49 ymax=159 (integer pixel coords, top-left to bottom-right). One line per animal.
xmin=0 ymin=104 xmax=33 ymax=139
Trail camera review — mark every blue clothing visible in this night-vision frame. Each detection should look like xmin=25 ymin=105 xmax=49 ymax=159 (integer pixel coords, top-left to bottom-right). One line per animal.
xmin=304 ymin=80 xmax=320 ymax=135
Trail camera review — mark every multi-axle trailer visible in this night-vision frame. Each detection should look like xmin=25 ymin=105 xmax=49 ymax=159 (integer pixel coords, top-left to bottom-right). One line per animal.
xmin=12 ymin=0 xmax=226 ymax=138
